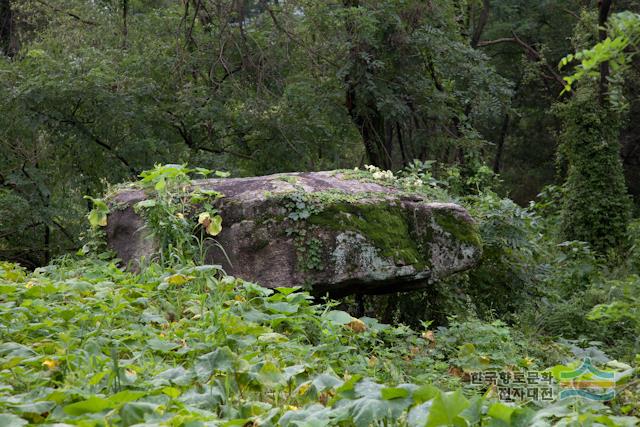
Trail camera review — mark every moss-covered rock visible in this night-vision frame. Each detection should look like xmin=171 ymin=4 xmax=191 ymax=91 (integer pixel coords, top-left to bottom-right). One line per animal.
xmin=105 ymin=171 xmax=482 ymax=295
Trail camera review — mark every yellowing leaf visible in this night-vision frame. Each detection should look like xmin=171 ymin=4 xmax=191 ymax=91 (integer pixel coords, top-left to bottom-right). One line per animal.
xmin=296 ymin=382 xmax=311 ymax=396
xmin=345 ymin=318 xmax=367 ymax=333
xmin=166 ymin=274 xmax=193 ymax=286
xmin=206 ymin=215 xmax=222 ymax=236
xmin=85 ymin=197 xmax=109 ymax=228
xmin=198 ymin=212 xmax=223 ymax=236
xmin=42 ymin=359 xmax=59 ymax=370
xmin=198 ymin=212 xmax=211 ymax=225
xmin=88 ymin=210 xmax=107 ymax=227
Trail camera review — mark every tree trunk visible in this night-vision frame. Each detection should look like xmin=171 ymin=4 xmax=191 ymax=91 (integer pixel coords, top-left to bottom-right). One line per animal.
xmin=122 ymin=0 xmax=128 ymax=49
xmin=343 ymin=0 xmax=389 ymax=168
xmin=470 ymin=0 xmax=490 ymax=49
xmin=598 ymin=0 xmax=613 ymax=105
xmin=397 ymin=122 xmax=408 ymax=167
xmin=493 ymin=113 xmax=510 ymax=174
xmin=0 ymin=0 xmax=15 ymax=57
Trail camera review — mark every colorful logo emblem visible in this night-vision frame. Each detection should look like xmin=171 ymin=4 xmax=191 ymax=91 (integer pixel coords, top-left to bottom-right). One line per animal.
xmin=558 ymin=358 xmax=616 ymax=401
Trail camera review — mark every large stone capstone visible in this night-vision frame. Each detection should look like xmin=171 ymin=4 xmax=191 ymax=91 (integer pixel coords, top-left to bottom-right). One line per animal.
xmin=105 ymin=171 xmax=482 ymax=295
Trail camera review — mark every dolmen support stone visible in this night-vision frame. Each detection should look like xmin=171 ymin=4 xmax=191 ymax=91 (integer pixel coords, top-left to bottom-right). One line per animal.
xmin=105 ymin=171 xmax=482 ymax=295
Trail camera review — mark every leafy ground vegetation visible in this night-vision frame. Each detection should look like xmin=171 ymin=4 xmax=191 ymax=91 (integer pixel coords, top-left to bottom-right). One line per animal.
xmin=2 ymin=164 xmax=640 ymax=426
xmin=3 ymin=1 xmax=640 ymax=426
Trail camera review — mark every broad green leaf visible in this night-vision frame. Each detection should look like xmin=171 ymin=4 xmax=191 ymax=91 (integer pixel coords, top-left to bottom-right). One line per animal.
xmin=265 ymin=301 xmax=299 ymax=314
xmin=120 ymin=402 xmax=158 ymax=426
xmin=147 ymin=338 xmax=181 ymax=352
xmin=258 ymin=361 xmax=285 ymax=387
xmin=63 ymin=396 xmax=111 ymax=415
xmin=487 ymin=402 xmax=514 ymax=424
xmin=412 ymin=384 xmax=440 ymax=404
xmin=335 ymin=374 xmax=363 ymax=396
xmin=0 ymin=414 xmax=28 ymax=427
xmin=381 ymin=387 xmax=409 ymax=400
xmin=196 ymin=347 xmax=237 ymax=380
xmin=348 ymin=398 xmax=393 ymax=427
xmin=460 ymin=396 xmax=484 ymax=425
xmin=275 ymin=286 xmax=300 ymax=295
xmin=161 ymin=387 xmax=181 ymax=398
xmin=312 ymin=373 xmax=343 ymax=392
xmin=155 ymin=177 xmax=166 ymax=191
xmin=107 ymin=390 xmax=146 ymax=406
xmin=324 ymin=310 xmax=352 ymax=325
xmin=425 ymin=390 xmax=469 ymax=427
xmin=11 ymin=401 xmax=55 ymax=415
xmin=153 ymin=366 xmax=194 ymax=386
xmin=135 ymin=199 xmax=157 ymax=209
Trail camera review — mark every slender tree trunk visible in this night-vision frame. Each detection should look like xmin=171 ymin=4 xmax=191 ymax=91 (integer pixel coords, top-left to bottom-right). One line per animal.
xmin=493 ymin=113 xmax=510 ymax=173
xmin=383 ymin=120 xmax=394 ymax=169
xmin=44 ymin=224 xmax=50 ymax=264
xmin=0 ymin=0 xmax=15 ymax=57
xmin=122 ymin=0 xmax=128 ymax=49
xmin=598 ymin=0 xmax=613 ymax=105
xmin=470 ymin=0 xmax=490 ymax=49
xmin=397 ymin=122 xmax=408 ymax=167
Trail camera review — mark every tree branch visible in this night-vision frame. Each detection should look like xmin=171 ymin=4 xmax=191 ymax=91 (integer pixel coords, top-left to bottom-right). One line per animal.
xmin=259 ymin=0 xmax=340 ymax=68
xmin=470 ymin=0 xmax=490 ymax=49
xmin=33 ymin=0 xmax=96 ymax=25
xmin=29 ymin=107 xmax=136 ymax=175
xmin=477 ymin=32 xmax=565 ymax=89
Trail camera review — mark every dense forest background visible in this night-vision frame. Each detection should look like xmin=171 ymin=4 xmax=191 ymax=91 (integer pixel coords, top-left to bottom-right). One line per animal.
xmin=1 ymin=0 xmax=640 ymax=268
xmin=5 ymin=2 xmax=640 ymax=424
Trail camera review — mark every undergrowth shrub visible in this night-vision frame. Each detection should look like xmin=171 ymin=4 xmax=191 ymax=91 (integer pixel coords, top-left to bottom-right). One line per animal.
xmin=434 ymin=318 xmax=534 ymax=371
xmin=462 ymin=191 xmax=544 ymax=321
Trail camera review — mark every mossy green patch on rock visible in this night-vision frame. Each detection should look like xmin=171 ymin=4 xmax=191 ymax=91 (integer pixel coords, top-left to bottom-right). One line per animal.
xmin=432 ymin=210 xmax=482 ymax=248
xmin=308 ymin=201 xmax=426 ymax=269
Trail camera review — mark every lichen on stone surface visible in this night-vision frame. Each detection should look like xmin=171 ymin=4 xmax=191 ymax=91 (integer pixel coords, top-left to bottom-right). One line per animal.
xmin=331 ymin=232 xmax=416 ymax=281
xmin=308 ymin=201 xmax=427 ymax=269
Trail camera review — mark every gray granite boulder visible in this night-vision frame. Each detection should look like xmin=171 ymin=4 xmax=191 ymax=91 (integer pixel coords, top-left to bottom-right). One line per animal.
xmin=105 ymin=171 xmax=481 ymax=295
